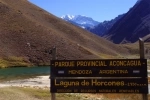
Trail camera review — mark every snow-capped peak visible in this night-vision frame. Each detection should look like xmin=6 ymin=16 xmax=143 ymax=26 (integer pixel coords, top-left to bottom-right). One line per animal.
xmin=61 ymin=14 xmax=75 ymax=20
xmin=61 ymin=14 xmax=100 ymax=29
xmin=61 ymin=15 xmax=91 ymax=21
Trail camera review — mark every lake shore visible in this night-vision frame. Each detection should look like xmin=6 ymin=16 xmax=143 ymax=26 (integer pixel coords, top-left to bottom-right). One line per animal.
xmin=0 ymin=75 xmax=50 ymax=89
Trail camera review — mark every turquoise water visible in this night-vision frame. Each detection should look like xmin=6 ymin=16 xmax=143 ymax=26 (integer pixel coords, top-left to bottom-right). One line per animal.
xmin=0 ymin=66 xmax=50 ymax=80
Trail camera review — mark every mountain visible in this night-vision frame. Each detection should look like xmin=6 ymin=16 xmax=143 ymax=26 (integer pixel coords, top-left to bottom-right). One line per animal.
xmin=0 ymin=0 xmax=128 ymax=67
xmin=87 ymin=14 xmax=125 ymax=36
xmin=104 ymin=0 xmax=150 ymax=44
xmin=61 ymin=14 xmax=124 ymax=36
xmin=61 ymin=15 xmax=100 ymax=28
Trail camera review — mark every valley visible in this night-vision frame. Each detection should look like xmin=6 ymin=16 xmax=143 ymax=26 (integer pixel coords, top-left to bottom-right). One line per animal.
xmin=0 ymin=0 xmax=150 ymax=100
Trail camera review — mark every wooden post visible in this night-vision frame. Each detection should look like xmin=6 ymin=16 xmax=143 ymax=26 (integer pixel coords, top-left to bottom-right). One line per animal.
xmin=139 ymin=38 xmax=148 ymax=100
xmin=50 ymin=47 xmax=56 ymax=100
xmin=139 ymin=38 xmax=145 ymax=59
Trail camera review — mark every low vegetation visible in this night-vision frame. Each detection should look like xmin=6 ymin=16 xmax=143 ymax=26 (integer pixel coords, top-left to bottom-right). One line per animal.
xmin=0 ymin=87 xmax=149 ymax=100
xmin=0 ymin=56 xmax=31 ymax=68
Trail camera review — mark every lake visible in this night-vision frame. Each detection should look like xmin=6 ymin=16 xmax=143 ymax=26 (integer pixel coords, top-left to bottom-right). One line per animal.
xmin=0 ymin=66 xmax=50 ymax=81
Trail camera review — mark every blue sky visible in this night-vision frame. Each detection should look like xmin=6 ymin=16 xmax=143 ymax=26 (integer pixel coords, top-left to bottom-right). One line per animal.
xmin=29 ymin=0 xmax=137 ymax=22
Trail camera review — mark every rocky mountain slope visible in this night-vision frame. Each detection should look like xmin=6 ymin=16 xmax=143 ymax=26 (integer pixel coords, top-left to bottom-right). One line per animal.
xmin=104 ymin=0 xmax=150 ymax=44
xmin=0 ymin=0 xmax=128 ymax=67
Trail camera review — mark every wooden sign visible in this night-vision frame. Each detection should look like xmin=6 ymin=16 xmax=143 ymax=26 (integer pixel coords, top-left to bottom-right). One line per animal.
xmin=51 ymin=78 xmax=148 ymax=93
xmin=51 ymin=59 xmax=147 ymax=77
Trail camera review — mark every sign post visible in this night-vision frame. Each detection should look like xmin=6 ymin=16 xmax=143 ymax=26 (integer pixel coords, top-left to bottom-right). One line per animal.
xmin=49 ymin=38 xmax=148 ymax=99
xmin=50 ymin=59 xmax=148 ymax=94
xmin=139 ymin=38 xmax=148 ymax=100
xmin=50 ymin=47 xmax=56 ymax=100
